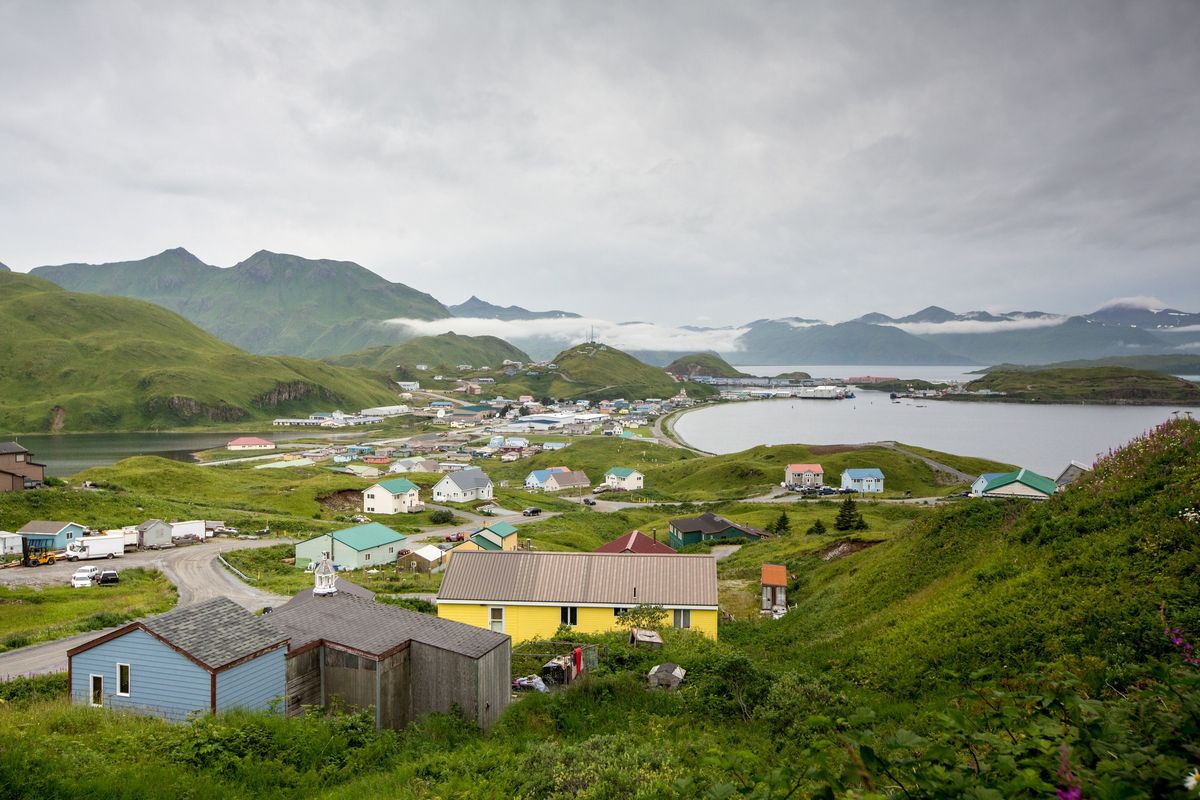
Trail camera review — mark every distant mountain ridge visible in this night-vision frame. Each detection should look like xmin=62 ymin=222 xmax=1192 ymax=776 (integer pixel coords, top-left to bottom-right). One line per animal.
xmin=448 ymin=295 xmax=580 ymax=320
xmin=31 ymin=248 xmax=449 ymax=358
xmin=0 ymin=271 xmax=399 ymax=433
xmin=326 ymin=333 xmax=530 ymax=377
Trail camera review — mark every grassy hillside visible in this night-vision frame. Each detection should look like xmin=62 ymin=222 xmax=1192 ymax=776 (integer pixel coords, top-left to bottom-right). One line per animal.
xmin=918 ymin=316 xmax=1169 ymax=365
xmin=961 ymin=366 xmax=1200 ymax=404
xmin=326 ymin=333 xmax=530 ymax=376
xmin=483 ymin=343 xmax=717 ymax=401
xmin=0 ymin=272 xmax=400 ymax=433
xmin=482 ymin=436 xmax=1014 ymax=499
xmin=975 ymin=354 xmax=1200 ymax=375
xmin=31 ymin=248 xmax=449 ymax=357
xmin=664 ymin=352 xmax=748 ymax=379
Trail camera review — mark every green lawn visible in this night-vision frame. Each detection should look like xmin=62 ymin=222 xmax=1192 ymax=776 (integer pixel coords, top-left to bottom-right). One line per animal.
xmin=0 ymin=568 xmax=176 ymax=651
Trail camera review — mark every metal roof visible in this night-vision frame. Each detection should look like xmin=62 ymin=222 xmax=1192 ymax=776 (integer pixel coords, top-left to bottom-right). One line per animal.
xmin=373 ymin=478 xmax=419 ymax=494
xmin=16 ymin=520 xmax=78 ymax=535
xmin=844 ymin=468 xmax=885 ymax=479
xmin=786 ymin=463 xmax=824 ymax=473
xmin=437 ymin=551 xmax=718 ymax=608
xmin=982 ymin=468 xmax=1057 ymax=496
xmin=270 ymin=590 xmax=508 ymax=659
xmin=440 ymin=468 xmax=492 ymax=491
xmin=323 ymin=522 xmax=407 ymax=551
xmin=606 ymin=467 xmax=641 ymax=478
xmin=669 ymin=512 xmax=764 ymax=537
xmin=594 ymin=530 xmax=677 ymax=555
xmin=548 ymin=470 xmax=590 ymax=488
xmin=761 ymin=564 xmax=788 ymax=586
xmin=142 ymin=596 xmax=288 ymax=669
xmin=0 ymin=442 xmax=30 ymax=455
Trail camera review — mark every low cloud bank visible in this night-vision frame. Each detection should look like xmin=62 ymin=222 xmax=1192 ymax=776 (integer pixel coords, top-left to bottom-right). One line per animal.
xmin=384 ymin=316 xmax=750 ymax=353
xmin=884 ymin=316 xmax=1069 ymax=335
xmin=1098 ymin=296 xmax=1169 ymax=311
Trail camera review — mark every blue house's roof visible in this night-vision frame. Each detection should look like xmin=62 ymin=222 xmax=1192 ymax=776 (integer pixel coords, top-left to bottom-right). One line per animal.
xmin=68 ymin=596 xmax=287 ymax=671
xmin=844 ymin=468 xmax=885 ymax=479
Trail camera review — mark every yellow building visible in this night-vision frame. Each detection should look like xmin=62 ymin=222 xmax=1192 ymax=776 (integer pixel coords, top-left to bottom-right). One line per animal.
xmin=436 ymin=551 xmax=719 ymax=642
xmin=443 ymin=522 xmax=520 ymax=564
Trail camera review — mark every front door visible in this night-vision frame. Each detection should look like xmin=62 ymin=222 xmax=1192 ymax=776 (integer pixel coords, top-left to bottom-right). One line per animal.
xmin=90 ymin=674 xmax=103 ymax=706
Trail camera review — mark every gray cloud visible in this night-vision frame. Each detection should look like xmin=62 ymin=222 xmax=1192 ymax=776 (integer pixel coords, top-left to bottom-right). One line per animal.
xmin=2 ymin=0 xmax=1198 ymax=325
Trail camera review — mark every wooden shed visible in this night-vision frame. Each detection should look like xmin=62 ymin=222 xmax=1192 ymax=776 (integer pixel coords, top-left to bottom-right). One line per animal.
xmin=268 ymin=583 xmax=511 ymax=730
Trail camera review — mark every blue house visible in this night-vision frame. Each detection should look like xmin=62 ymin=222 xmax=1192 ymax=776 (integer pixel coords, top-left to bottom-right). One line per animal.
xmin=67 ymin=597 xmax=288 ymax=720
xmin=841 ymin=468 xmax=885 ymax=493
xmin=17 ymin=520 xmax=86 ymax=550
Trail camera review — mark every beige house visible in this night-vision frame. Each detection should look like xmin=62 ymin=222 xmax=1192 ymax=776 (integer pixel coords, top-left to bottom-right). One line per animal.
xmin=784 ymin=463 xmax=823 ymax=488
xmin=544 ymin=470 xmax=590 ymax=492
xmin=363 ymin=479 xmax=424 ymax=514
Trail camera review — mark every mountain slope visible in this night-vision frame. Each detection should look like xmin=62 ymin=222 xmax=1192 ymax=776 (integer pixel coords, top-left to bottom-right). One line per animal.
xmin=974 ymin=354 xmax=1200 ymax=375
xmin=664 ymin=352 xmax=749 ymax=379
xmin=0 ymin=272 xmax=399 ymax=433
xmin=484 ymin=343 xmax=716 ymax=401
xmin=732 ymin=320 xmax=975 ymax=365
xmin=448 ymin=295 xmax=579 ymax=320
xmin=961 ymin=367 xmax=1200 ymax=404
xmin=917 ymin=316 xmax=1168 ymax=364
xmin=326 ymin=333 xmax=530 ymax=376
xmin=31 ymin=248 xmax=449 ymax=357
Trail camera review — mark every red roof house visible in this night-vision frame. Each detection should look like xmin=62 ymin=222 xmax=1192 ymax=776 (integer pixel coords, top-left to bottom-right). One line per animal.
xmin=594 ymin=530 xmax=677 ymax=555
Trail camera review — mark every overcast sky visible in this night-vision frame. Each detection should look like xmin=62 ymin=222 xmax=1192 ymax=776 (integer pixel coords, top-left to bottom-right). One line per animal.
xmin=2 ymin=1 xmax=1198 ymax=325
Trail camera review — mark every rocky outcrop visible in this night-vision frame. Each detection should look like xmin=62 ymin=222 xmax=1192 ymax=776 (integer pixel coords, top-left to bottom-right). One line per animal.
xmin=144 ymin=396 xmax=248 ymax=422
xmin=251 ymin=381 xmax=338 ymax=409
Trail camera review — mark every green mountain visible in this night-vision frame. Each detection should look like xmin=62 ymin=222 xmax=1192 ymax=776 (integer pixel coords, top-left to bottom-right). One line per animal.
xmin=974 ymin=354 xmax=1200 ymax=375
xmin=487 ymin=342 xmax=717 ymax=401
xmin=448 ymin=295 xmax=579 ymax=320
xmin=733 ymin=320 xmax=975 ymax=365
xmin=326 ymin=333 xmax=530 ymax=377
xmin=960 ymin=366 xmax=1200 ymax=405
xmin=30 ymin=248 xmax=449 ymax=357
xmin=0 ymin=272 xmax=400 ymax=433
xmin=664 ymin=352 xmax=749 ymax=379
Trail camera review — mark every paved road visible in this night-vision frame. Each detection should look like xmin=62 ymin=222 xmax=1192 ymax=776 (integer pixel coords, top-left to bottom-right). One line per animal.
xmin=710 ymin=544 xmax=742 ymax=561
xmin=0 ymin=539 xmax=288 ymax=680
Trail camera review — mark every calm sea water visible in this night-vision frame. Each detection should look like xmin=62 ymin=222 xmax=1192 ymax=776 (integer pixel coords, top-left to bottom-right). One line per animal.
xmin=730 ymin=364 xmax=985 ymax=381
xmin=11 ymin=431 xmax=321 ymax=477
xmin=674 ymin=394 xmax=1193 ymax=474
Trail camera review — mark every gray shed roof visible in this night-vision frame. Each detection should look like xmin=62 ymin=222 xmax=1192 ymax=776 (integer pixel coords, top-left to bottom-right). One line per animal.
xmin=442 ymin=468 xmax=492 ymax=491
xmin=0 ymin=442 xmax=30 ymax=455
xmin=438 ymin=551 xmax=719 ymax=608
xmin=140 ymin=596 xmax=288 ymax=670
xmin=269 ymin=588 xmax=508 ymax=659
xmin=17 ymin=520 xmax=77 ymax=535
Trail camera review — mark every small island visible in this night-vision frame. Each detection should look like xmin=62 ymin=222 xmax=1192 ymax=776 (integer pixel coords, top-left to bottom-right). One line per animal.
xmin=949 ymin=366 xmax=1200 ymax=405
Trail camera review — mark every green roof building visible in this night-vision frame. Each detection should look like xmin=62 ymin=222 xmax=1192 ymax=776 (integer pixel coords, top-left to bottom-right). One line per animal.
xmin=296 ymin=522 xmax=408 ymax=570
xmin=977 ymin=468 xmax=1057 ymax=500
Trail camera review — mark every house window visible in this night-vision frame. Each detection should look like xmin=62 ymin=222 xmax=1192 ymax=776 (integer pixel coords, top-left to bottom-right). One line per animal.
xmin=389 ymin=547 xmax=394 ymax=553
xmin=366 ymin=493 xmax=374 ymax=499
xmin=613 ymin=607 xmax=629 ymax=618
xmin=90 ymin=674 xmax=103 ymax=706
xmin=560 ymin=606 xmax=578 ymax=626
xmin=673 ymin=609 xmax=691 ymax=629
xmin=117 ymin=663 xmax=130 ymax=696
xmin=489 ymin=607 xmax=505 ymax=633
xmin=364 ymin=553 xmax=370 ymax=561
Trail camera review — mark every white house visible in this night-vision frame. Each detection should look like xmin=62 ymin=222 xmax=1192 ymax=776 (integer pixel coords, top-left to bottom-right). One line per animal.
xmin=544 ymin=470 xmax=590 ymax=493
xmin=362 ymin=479 xmax=425 ymax=515
xmin=226 ymin=436 xmax=275 ymax=451
xmin=432 ymin=468 xmax=494 ymax=502
xmin=973 ymin=468 xmax=1056 ymax=500
xmin=524 ymin=467 xmax=570 ymax=490
xmin=604 ymin=467 xmax=644 ymax=491
xmin=784 ymin=463 xmax=823 ymax=488
xmin=841 ymin=468 xmax=885 ymax=493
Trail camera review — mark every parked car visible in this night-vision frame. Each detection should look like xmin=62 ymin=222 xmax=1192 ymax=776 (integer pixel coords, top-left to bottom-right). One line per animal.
xmin=96 ymin=570 xmax=120 ymax=585
xmin=592 ymin=485 xmax=609 ymax=494
xmin=582 ymin=498 xmax=597 ymax=506
xmin=444 ymin=532 xmax=466 ymax=542
xmin=522 ymin=507 xmax=542 ymax=517
xmin=71 ymin=566 xmax=100 ymax=588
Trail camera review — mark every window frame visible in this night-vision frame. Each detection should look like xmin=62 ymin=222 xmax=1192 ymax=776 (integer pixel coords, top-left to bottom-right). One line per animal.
xmin=560 ymin=606 xmax=578 ymax=626
xmin=488 ymin=606 xmax=505 ymax=633
xmin=673 ymin=609 xmax=691 ymax=630
xmin=90 ymin=674 xmax=104 ymax=706
xmin=116 ymin=662 xmax=130 ymax=696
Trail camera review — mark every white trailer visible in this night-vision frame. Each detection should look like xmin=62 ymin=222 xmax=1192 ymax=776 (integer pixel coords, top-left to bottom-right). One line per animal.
xmin=65 ymin=533 xmax=124 ymax=561
xmin=170 ymin=520 xmax=207 ymax=540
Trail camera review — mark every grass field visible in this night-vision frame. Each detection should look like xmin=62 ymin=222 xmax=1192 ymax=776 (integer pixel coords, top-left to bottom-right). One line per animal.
xmin=223 ymin=544 xmax=443 ymax=597
xmin=0 ymin=568 xmax=176 ymax=651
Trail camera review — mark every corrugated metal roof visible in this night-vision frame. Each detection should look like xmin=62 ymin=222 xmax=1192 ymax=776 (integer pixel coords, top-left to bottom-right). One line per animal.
xmin=442 ymin=468 xmax=492 ymax=491
xmin=761 ymin=564 xmax=787 ymax=586
xmin=844 ymin=468 xmax=885 ymax=479
xmin=143 ymin=596 xmax=288 ymax=669
xmin=606 ymin=467 xmax=640 ymax=478
xmin=594 ymin=530 xmax=677 ymax=555
xmin=270 ymin=591 xmax=507 ymax=659
xmin=983 ymin=467 xmax=1056 ymax=496
xmin=374 ymin=478 xmax=419 ymax=493
xmin=437 ymin=551 xmax=718 ymax=607
xmin=329 ymin=522 xmax=407 ymax=551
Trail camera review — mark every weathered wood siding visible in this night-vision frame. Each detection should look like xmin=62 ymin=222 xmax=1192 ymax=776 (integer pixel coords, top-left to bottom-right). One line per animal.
xmin=216 ymin=646 xmax=286 ymax=713
xmin=377 ymin=646 xmax=412 ymax=730
xmin=409 ymin=640 xmax=510 ymax=729
xmin=474 ymin=640 xmax=511 ymax=729
xmin=285 ymin=648 xmax=322 ymax=716
xmin=322 ymin=646 xmax=378 ymax=712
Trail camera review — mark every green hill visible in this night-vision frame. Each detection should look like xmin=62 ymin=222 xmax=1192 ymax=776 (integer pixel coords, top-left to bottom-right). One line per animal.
xmin=486 ymin=342 xmax=717 ymax=401
xmin=974 ymin=354 xmax=1200 ymax=375
xmin=961 ymin=366 xmax=1200 ymax=404
xmin=30 ymin=248 xmax=449 ymax=357
xmin=664 ymin=352 xmax=748 ymax=379
xmin=326 ymin=333 xmax=530 ymax=376
xmin=0 ymin=272 xmax=400 ymax=433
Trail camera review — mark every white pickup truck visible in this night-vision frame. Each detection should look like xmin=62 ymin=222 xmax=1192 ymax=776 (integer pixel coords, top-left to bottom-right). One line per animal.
xmin=65 ymin=534 xmax=124 ymax=561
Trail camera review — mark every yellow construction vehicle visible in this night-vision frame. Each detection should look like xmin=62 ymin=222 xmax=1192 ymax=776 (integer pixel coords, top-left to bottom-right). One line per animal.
xmin=24 ymin=549 xmax=57 ymax=566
